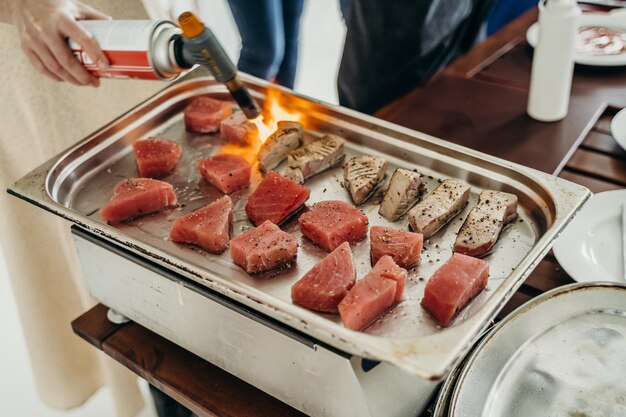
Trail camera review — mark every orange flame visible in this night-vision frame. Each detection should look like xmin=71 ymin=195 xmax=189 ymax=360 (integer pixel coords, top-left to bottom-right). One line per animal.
xmin=252 ymin=88 xmax=302 ymax=142
xmin=251 ymin=116 xmax=274 ymax=142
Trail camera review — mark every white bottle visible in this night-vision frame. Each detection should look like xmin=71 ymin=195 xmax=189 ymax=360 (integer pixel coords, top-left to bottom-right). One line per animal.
xmin=527 ymin=0 xmax=581 ymax=122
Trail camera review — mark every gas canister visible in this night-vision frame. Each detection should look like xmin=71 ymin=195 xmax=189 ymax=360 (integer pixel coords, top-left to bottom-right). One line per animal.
xmin=69 ymin=20 xmax=189 ymax=80
xmin=70 ymin=13 xmax=260 ymax=119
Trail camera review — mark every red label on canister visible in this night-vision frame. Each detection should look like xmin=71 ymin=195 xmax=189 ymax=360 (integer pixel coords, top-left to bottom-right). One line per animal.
xmin=70 ymin=20 xmax=164 ymax=80
xmin=73 ymin=49 xmax=159 ymax=80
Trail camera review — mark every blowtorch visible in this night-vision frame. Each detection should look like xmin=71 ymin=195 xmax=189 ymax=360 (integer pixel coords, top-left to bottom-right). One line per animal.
xmin=70 ymin=12 xmax=262 ymax=119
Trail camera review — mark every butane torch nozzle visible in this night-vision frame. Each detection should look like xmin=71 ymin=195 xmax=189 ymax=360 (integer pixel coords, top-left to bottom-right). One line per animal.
xmin=225 ymin=77 xmax=261 ymax=119
xmin=177 ymin=11 xmax=262 ymax=120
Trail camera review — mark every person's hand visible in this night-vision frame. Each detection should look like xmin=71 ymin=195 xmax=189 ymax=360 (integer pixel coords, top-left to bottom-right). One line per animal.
xmin=10 ymin=0 xmax=111 ymax=86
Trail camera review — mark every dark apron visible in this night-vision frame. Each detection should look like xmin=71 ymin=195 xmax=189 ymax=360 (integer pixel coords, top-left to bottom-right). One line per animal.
xmin=338 ymin=0 xmax=494 ymax=114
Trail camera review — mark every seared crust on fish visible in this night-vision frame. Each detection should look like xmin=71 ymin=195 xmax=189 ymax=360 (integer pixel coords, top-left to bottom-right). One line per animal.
xmin=343 ymin=155 xmax=387 ymax=205
xmin=454 ymin=190 xmax=518 ymax=257
xmin=408 ymin=179 xmax=470 ymax=238
xmin=258 ymin=121 xmax=303 ymax=172
xmin=283 ymin=166 xmax=305 ymax=184
xmin=285 ymin=134 xmax=345 ymax=183
xmin=378 ymin=169 xmax=423 ymax=221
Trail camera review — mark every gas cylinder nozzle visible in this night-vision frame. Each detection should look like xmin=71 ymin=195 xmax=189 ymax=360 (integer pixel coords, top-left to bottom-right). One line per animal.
xmin=178 ymin=12 xmax=261 ymax=119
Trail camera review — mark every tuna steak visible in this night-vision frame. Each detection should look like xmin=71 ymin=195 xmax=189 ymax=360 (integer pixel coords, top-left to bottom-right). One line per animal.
xmin=338 ymin=255 xmax=407 ymax=330
xmin=100 ymin=178 xmax=177 ymax=224
xmin=230 ymin=220 xmax=299 ymax=274
xmin=378 ymin=169 xmax=422 ymax=221
xmin=133 ymin=138 xmax=182 ymax=178
xmin=258 ymin=121 xmax=303 ymax=172
xmin=285 ymin=134 xmax=345 ymax=183
xmin=245 ymin=171 xmax=310 ymax=226
xmin=421 ymin=253 xmax=489 ymax=327
xmin=291 ymin=242 xmax=356 ymax=312
xmin=184 ymin=96 xmax=233 ymax=133
xmin=344 ymin=155 xmax=387 ymax=205
xmin=454 ymin=190 xmax=518 ymax=257
xmin=378 ymin=255 xmax=407 ymax=302
xmin=170 ymin=196 xmax=233 ymax=254
xmin=298 ymin=200 xmax=369 ymax=252
xmin=370 ymin=226 xmax=423 ymax=269
xmin=197 ymin=154 xmax=251 ymax=194
xmin=408 ymin=179 xmax=470 ymax=238
xmin=220 ymin=110 xmax=257 ymax=145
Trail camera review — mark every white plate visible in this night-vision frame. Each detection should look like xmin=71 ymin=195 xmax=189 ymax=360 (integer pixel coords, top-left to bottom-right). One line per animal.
xmin=526 ymin=11 xmax=626 ymax=67
xmin=612 ymin=108 xmax=626 ymax=151
xmin=553 ymin=190 xmax=626 ymax=282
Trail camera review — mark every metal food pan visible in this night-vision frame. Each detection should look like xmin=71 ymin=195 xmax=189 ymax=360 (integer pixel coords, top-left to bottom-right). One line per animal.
xmin=8 ymin=69 xmax=590 ymax=379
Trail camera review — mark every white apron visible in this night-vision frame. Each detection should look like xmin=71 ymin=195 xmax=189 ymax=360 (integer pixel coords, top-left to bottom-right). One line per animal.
xmin=0 ymin=1 xmax=167 ymax=415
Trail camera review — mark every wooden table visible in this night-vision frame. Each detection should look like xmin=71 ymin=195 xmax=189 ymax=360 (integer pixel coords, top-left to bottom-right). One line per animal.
xmin=72 ymin=8 xmax=626 ymax=417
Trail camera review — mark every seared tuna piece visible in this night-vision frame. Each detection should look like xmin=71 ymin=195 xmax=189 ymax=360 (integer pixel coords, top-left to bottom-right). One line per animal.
xmin=378 ymin=168 xmax=422 ymax=221
xmin=258 ymin=121 xmax=303 ymax=172
xmin=344 ymin=155 xmax=387 ymax=205
xmin=408 ymin=179 xmax=470 ymax=238
xmin=285 ymin=134 xmax=345 ymax=183
xmin=454 ymin=190 xmax=518 ymax=257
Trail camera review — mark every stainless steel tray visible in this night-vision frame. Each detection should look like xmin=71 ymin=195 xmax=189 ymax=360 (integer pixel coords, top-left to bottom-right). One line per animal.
xmin=8 ymin=69 xmax=590 ymax=379
xmin=443 ymin=282 xmax=626 ymax=416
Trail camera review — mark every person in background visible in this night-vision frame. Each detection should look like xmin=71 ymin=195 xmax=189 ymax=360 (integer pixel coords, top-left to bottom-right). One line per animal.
xmin=486 ymin=0 xmax=536 ymax=36
xmin=338 ymin=0 xmax=494 ymax=114
xmin=226 ymin=0 xmax=305 ymax=89
xmin=0 ymin=0 xmax=164 ymax=416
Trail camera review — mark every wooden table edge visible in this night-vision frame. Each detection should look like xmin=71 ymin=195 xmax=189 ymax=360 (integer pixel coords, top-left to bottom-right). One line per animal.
xmin=71 ymin=303 xmax=125 ymax=350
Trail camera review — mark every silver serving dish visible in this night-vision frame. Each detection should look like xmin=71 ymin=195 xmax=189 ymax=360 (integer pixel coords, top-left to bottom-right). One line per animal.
xmin=8 ymin=69 xmax=590 ymax=379
xmin=440 ymin=282 xmax=626 ymax=416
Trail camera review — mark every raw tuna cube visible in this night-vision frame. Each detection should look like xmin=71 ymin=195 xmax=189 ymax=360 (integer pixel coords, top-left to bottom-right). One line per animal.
xmin=338 ymin=256 xmax=406 ymax=330
xmin=184 ymin=96 xmax=233 ymax=133
xmin=421 ymin=253 xmax=489 ymax=327
xmin=197 ymin=154 xmax=251 ymax=194
xmin=291 ymin=242 xmax=356 ymax=312
xmin=370 ymin=226 xmax=423 ymax=269
xmin=170 ymin=196 xmax=233 ymax=253
xmin=220 ymin=110 xmax=257 ymax=145
xmin=132 ymin=138 xmax=182 ymax=178
xmin=100 ymin=178 xmax=177 ymax=224
xmin=298 ymin=200 xmax=368 ymax=252
xmin=230 ymin=220 xmax=299 ymax=274
xmin=245 ymin=171 xmax=310 ymax=226
xmin=372 ymin=255 xmax=408 ymax=302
